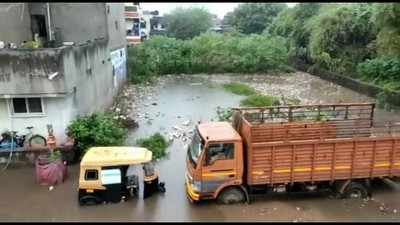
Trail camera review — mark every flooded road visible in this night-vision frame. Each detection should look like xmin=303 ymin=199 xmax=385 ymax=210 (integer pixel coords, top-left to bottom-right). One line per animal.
xmin=1 ymin=72 xmax=400 ymax=222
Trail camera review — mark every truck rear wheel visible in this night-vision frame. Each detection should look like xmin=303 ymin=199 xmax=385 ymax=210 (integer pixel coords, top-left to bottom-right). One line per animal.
xmin=217 ymin=187 xmax=245 ymax=204
xmin=343 ymin=182 xmax=368 ymax=199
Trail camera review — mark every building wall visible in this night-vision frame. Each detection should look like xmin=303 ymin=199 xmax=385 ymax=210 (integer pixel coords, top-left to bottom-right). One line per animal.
xmin=50 ymin=3 xmax=107 ymax=45
xmin=62 ymin=39 xmax=117 ymax=116
xmin=0 ymin=48 xmax=67 ymax=96
xmin=0 ymin=96 xmax=75 ymax=142
xmin=106 ymin=3 xmax=127 ymax=51
xmin=0 ymin=3 xmax=32 ymax=45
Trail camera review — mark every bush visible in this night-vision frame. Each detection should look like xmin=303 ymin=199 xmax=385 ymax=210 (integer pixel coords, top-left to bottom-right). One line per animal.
xmin=240 ymin=94 xmax=281 ymax=107
xmin=308 ymin=4 xmax=377 ymax=74
xmin=127 ymin=33 xmax=290 ymax=83
xmin=216 ymin=107 xmax=233 ymax=122
xmin=373 ymin=3 xmax=400 ymax=58
xmin=357 ymin=57 xmax=400 ymax=91
xmin=223 ymin=83 xmax=257 ymax=96
xmin=66 ymin=113 xmax=127 ymax=155
xmin=136 ymin=133 xmax=169 ymax=160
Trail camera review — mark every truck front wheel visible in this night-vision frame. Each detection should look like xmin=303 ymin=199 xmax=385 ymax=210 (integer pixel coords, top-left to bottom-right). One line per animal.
xmin=217 ymin=187 xmax=245 ymax=204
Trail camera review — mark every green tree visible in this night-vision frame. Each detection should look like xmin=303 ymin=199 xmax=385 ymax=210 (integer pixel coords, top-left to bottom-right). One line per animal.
xmin=268 ymin=3 xmax=322 ymax=62
xmin=308 ymin=3 xmax=377 ymax=74
xmin=373 ymin=3 xmax=400 ymax=57
xmin=163 ymin=7 xmax=213 ymax=40
xmin=224 ymin=3 xmax=287 ymax=34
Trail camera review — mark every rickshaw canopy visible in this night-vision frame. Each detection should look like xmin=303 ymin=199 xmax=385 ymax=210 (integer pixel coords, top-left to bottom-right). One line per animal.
xmin=80 ymin=147 xmax=152 ymax=167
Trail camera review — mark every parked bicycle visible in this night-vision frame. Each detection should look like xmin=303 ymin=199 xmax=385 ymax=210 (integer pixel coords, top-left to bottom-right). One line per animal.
xmin=0 ymin=126 xmax=47 ymax=149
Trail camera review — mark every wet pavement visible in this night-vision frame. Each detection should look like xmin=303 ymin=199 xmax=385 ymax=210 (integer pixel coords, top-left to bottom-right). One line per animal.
xmin=1 ymin=72 xmax=400 ymax=222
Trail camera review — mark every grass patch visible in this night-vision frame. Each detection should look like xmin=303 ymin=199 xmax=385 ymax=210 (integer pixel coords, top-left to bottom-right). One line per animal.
xmin=223 ymin=83 xmax=257 ymax=96
xmin=136 ymin=133 xmax=169 ymax=161
xmin=240 ymin=94 xmax=281 ymax=107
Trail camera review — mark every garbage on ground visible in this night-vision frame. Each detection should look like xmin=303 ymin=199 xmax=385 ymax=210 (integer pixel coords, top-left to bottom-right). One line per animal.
xmin=173 ymin=126 xmax=184 ymax=131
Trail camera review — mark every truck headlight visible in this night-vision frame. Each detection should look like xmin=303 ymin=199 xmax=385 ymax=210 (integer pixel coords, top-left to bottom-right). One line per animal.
xmin=192 ymin=181 xmax=201 ymax=192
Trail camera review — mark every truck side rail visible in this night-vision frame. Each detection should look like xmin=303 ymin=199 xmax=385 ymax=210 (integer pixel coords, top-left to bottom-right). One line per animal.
xmin=232 ymin=103 xmax=375 ymax=125
xmin=244 ymin=118 xmax=400 ymax=143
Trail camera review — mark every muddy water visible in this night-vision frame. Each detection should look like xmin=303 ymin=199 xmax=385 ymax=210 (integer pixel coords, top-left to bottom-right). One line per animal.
xmin=1 ymin=72 xmax=400 ymax=222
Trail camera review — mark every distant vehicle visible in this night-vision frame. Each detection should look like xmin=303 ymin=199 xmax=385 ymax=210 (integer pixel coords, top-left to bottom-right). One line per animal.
xmin=185 ymin=103 xmax=400 ymax=204
xmin=78 ymin=147 xmax=165 ymax=206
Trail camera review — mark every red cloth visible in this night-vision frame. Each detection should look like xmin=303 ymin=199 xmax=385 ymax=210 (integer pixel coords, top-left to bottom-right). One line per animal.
xmin=35 ymin=159 xmax=67 ymax=186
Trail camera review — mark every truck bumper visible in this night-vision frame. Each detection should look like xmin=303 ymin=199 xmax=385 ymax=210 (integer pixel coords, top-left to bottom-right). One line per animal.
xmin=185 ymin=180 xmax=200 ymax=202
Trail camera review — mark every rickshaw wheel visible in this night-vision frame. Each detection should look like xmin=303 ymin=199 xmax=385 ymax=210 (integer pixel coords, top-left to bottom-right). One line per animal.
xmin=79 ymin=195 xmax=100 ymax=206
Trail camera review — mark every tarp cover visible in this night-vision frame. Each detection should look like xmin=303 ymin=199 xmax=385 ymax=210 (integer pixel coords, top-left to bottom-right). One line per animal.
xmin=35 ymin=159 xmax=67 ymax=186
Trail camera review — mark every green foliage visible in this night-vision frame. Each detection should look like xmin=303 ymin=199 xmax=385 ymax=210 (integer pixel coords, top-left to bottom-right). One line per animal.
xmin=127 ymin=33 xmax=289 ymax=83
xmin=223 ymin=83 xmax=257 ymax=96
xmin=308 ymin=4 xmax=377 ymax=74
xmin=357 ymin=57 xmax=400 ymax=91
xmin=216 ymin=107 xmax=233 ymax=122
xmin=240 ymin=94 xmax=281 ymax=107
xmin=268 ymin=3 xmax=322 ymax=62
xmin=20 ymin=41 xmax=40 ymax=49
xmin=127 ymin=45 xmax=157 ymax=84
xmin=164 ymin=7 xmax=213 ymax=40
xmin=66 ymin=113 xmax=127 ymax=155
xmin=136 ymin=133 xmax=169 ymax=160
xmin=373 ymin=3 xmax=400 ymax=57
xmin=128 ymin=2 xmax=400 ymax=97
xmin=224 ymin=3 xmax=287 ymax=34
xmin=48 ymin=150 xmax=62 ymax=163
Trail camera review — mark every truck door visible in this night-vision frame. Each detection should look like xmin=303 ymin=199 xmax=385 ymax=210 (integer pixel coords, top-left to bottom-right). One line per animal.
xmin=201 ymin=142 xmax=237 ymax=194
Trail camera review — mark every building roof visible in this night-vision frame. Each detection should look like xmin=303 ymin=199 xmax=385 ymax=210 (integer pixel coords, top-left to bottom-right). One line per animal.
xmin=81 ymin=146 xmax=152 ymax=167
xmin=198 ymin=122 xmax=242 ymax=142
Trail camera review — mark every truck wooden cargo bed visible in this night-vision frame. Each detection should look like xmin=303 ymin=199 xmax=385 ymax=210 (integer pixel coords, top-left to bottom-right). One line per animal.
xmin=234 ymin=103 xmax=400 ymax=186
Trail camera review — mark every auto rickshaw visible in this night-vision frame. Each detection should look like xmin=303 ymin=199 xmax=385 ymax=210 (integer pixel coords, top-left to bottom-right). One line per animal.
xmin=78 ymin=147 xmax=165 ymax=206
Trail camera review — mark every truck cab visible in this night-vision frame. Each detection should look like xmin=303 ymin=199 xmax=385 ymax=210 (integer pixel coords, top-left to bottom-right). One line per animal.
xmin=185 ymin=122 xmax=246 ymax=203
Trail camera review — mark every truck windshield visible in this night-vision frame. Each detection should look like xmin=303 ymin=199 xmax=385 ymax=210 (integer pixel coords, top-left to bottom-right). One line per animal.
xmin=188 ymin=128 xmax=204 ymax=168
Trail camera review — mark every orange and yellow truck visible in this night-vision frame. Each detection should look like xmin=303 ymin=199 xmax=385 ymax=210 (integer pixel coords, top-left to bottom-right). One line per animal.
xmin=185 ymin=103 xmax=400 ymax=204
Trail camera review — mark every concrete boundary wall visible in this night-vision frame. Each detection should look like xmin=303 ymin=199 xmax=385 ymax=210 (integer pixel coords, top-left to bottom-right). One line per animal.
xmin=291 ymin=59 xmax=400 ymax=107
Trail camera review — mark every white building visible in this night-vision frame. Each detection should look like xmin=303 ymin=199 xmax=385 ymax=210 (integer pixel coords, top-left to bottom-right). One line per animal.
xmin=125 ymin=2 xmax=142 ymax=45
